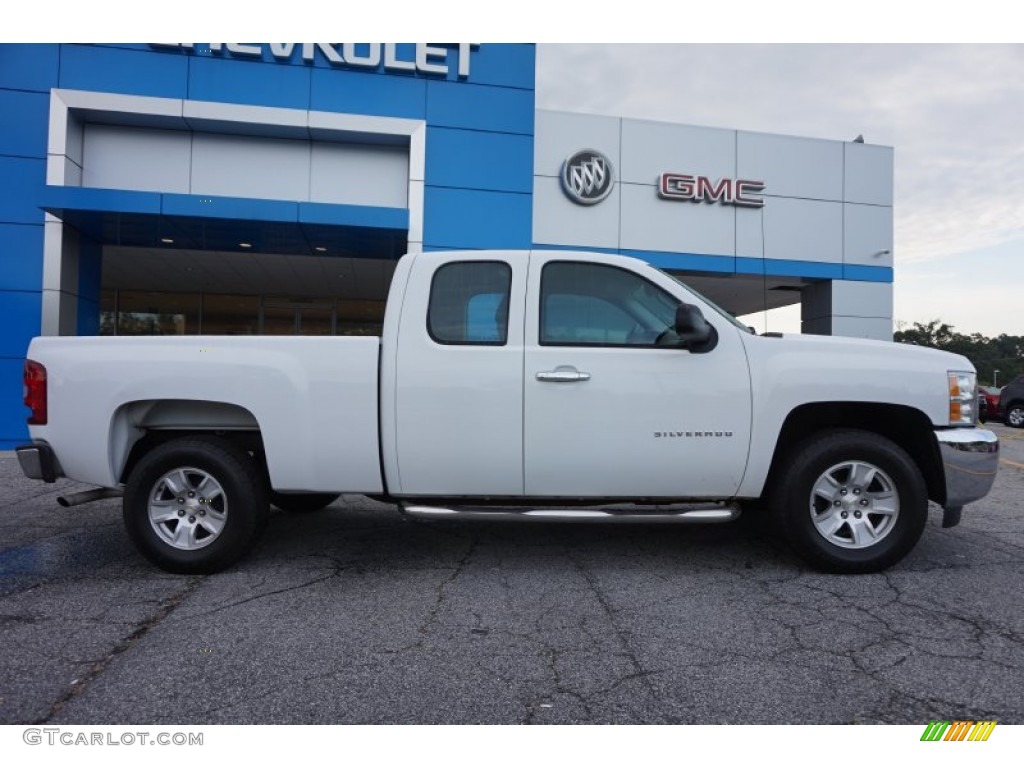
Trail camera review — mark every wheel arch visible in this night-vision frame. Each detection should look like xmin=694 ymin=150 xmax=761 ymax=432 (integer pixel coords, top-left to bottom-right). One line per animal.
xmin=764 ymin=402 xmax=946 ymax=505
xmin=111 ymin=399 xmax=265 ymax=485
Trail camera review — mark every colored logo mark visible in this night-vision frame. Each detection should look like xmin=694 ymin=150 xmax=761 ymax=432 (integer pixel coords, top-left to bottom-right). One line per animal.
xmin=561 ymin=149 xmax=613 ymax=206
xmin=920 ymin=720 xmax=997 ymax=742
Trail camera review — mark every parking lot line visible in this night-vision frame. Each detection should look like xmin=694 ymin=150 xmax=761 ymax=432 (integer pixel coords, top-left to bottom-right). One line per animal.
xmin=1000 ymin=458 xmax=1024 ymax=470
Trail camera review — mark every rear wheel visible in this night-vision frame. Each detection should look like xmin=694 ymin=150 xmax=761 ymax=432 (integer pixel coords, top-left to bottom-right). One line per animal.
xmin=770 ymin=430 xmax=927 ymax=573
xmin=123 ymin=436 xmax=269 ymax=574
xmin=270 ymin=491 xmax=340 ymax=513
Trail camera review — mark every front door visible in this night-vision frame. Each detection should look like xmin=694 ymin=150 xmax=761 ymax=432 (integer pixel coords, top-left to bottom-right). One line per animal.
xmin=523 ymin=254 xmax=752 ymax=498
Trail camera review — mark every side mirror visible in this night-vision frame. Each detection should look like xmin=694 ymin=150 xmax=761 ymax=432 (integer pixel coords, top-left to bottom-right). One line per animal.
xmin=675 ymin=303 xmax=711 ymax=345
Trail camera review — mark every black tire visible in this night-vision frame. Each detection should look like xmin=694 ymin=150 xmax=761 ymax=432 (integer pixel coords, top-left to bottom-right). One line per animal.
xmin=1005 ymin=403 xmax=1024 ymax=429
xmin=769 ymin=429 xmax=928 ymax=574
xmin=270 ymin=491 xmax=340 ymax=513
xmin=123 ymin=435 xmax=269 ymax=574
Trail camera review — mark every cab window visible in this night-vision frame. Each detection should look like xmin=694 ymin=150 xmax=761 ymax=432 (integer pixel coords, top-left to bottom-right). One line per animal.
xmin=428 ymin=261 xmax=512 ymax=345
xmin=540 ymin=262 xmax=680 ymax=347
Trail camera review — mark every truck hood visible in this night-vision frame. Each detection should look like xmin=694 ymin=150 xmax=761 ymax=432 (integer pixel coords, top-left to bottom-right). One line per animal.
xmin=738 ymin=331 xmax=973 ymax=428
xmin=751 ymin=333 xmax=974 ymax=372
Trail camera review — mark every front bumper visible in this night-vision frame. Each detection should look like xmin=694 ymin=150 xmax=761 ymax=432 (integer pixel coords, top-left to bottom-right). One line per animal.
xmin=934 ymin=427 xmax=999 ymax=521
xmin=15 ymin=441 xmax=59 ymax=483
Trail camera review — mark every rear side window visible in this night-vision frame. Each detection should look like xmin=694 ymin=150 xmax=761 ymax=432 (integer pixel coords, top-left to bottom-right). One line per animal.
xmin=428 ymin=261 xmax=512 ymax=345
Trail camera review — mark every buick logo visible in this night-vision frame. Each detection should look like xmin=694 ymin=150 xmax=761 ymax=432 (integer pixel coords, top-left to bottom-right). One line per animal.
xmin=561 ymin=149 xmax=613 ymax=205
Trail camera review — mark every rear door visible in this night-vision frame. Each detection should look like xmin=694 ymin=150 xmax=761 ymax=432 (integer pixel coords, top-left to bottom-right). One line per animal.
xmin=391 ymin=252 xmax=526 ymax=496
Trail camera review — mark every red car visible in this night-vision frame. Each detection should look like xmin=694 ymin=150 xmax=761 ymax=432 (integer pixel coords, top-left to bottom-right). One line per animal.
xmin=979 ymin=386 xmax=1001 ymax=423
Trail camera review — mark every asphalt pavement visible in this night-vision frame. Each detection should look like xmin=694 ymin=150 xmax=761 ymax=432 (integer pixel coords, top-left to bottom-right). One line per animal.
xmin=1 ymin=424 xmax=1022 ymax=724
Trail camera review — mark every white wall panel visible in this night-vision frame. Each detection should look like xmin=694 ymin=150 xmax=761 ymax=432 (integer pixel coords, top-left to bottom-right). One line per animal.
xmin=737 ymin=131 xmax=843 ymax=201
xmin=830 ymin=316 xmax=893 ymax=339
xmin=81 ymin=124 xmax=412 ymax=208
xmin=620 ymin=182 xmax=735 ymax=256
xmin=833 ymin=280 xmax=893 ymax=318
xmin=803 ymin=280 xmax=893 ymax=319
xmin=309 ymin=142 xmax=408 ymax=207
xmin=620 ymin=120 xmax=735 ymax=185
xmin=82 ymin=124 xmax=191 ymax=194
xmin=190 ymin=133 xmax=310 ymax=201
xmin=532 ymin=175 xmax=620 ymax=249
xmin=845 ymin=143 xmax=894 ymax=206
xmin=737 ymin=197 xmax=842 ymax=263
xmin=534 ymin=110 xmax=621 ymax=180
xmin=844 ymin=203 xmax=893 ymax=267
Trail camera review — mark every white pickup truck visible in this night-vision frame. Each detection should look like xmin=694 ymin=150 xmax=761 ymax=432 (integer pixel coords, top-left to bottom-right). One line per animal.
xmin=16 ymin=249 xmax=999 ymax=574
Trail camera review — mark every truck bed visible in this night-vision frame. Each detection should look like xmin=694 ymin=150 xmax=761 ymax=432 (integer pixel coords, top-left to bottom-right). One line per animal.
xmin=25 ymin=335 xmax=384 ymax=493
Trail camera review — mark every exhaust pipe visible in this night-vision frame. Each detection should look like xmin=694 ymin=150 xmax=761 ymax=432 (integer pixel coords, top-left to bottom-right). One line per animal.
xmin=57 ymin=488 xmax=123 ymax=508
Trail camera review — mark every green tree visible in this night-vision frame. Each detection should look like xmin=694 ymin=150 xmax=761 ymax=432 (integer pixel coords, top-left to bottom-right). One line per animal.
xmin=894 ymin=321 xmax=1024 ymax=387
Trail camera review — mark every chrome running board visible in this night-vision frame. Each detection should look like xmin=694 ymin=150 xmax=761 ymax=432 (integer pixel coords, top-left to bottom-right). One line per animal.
xmin=400 ymin=502 xmax=740 ymax=524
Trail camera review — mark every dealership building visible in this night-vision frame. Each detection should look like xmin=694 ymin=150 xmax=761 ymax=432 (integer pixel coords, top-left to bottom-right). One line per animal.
xmin=0 ymin=43 xmax=894 ymax=448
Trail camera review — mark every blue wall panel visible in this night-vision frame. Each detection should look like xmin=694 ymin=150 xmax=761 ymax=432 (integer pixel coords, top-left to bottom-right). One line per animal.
xmin=0 ymin=290 xmax=41 ymax=359
xmin=58 ymin=44 xmax=189 ymax=99
xmin=425 ymin=128 xmax=534 ymax=194
xmin=0 ymin=89 xmax=51 ymax=158
xmin=0 ymin=44 xmax=59 ymax=93
xmin=0 ymin=224 xmax=44 ymax=291
xmin=426 ymin=80 xmax=535 ymax=135
xmin=627 ymin=249 xmax=737 ymax=274
xmin=77 ymin=235 xmax=102 ymax=330
xmin=310 ymin=67 xmax=427 ymax=119
xmin=0 ymin=357 xmax=30 ymax=446
xmin=458 ymin=44 xmax=535 ymax=89
xmin=300 ymin=202 xmax=408 ymax=230
xmin=41 ymin=186 xmax=163 ymax=217
xmin=187 ymin=55 xmax=312 ymax=110
xmin=162 ymin=194 xmax=299 ymax=222
xmin=0 ymin=156 xmax=45 ymax=225
xmin=424 ymin=187 xmax=532 ymax=249
xmin=77 ymin=297 xmax=100 ymax=336
xmin=843 ymin=264 xmax=893 ymax=282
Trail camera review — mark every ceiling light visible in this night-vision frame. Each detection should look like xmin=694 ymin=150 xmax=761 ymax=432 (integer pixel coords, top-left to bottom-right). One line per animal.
xmin=160 ymin=238 xmax=174 ymax=244
xmin=239 ymin=242 xmax=252 ymax=248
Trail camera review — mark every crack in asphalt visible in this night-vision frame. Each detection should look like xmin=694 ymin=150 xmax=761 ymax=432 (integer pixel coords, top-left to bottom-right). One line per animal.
xmin=32 ymin=576 xmax=206 ymax=724
xmin=412 ymin=535 xmax=480 ymax=647
xmin=178 ymin=567 xmax=346 ymax=620
xmin=559 ymin=538 xmax=671 ymax=723
xmin=738 ymin=566 xmax=1024 ymax=723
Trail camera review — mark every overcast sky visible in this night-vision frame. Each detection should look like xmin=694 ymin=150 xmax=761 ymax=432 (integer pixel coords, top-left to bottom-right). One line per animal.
xmin=535 ymin=44 xmax=1024 ymax=337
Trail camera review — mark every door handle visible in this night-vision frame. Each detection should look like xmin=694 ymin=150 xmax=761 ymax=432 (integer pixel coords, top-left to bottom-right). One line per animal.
xmin=536 ymin=367 xmax=591 ymax=383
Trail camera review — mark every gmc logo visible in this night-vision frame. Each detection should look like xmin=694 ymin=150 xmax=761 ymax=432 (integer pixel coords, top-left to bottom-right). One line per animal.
xmin=658 ymin=174 xmax=766 ymax=208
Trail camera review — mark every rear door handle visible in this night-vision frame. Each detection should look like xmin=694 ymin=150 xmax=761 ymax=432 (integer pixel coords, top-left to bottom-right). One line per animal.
xmin=536 ymin=367 xmax=591 ymax=383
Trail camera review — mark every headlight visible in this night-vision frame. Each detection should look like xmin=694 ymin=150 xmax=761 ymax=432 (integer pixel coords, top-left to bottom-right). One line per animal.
xmin=948 ymin=371 xmax=977 ymax=425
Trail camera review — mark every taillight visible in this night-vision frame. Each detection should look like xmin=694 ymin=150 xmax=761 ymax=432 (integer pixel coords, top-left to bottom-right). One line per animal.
xmin=24 ymin=359 xmax=47 ymax=425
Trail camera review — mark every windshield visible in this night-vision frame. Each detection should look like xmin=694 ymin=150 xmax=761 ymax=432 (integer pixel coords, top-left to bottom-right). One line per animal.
xmin=658 ymin=270 xmax=754 ymax=334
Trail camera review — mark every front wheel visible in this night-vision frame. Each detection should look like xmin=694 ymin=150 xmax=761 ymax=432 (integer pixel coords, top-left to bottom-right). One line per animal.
xmin=770 ymin=430 xmax=928 ymax=573
xmin=1006 ymin=403 xmax=1024 ymax=429
xmin=123 ymin=436 xmax=269 ymax=574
